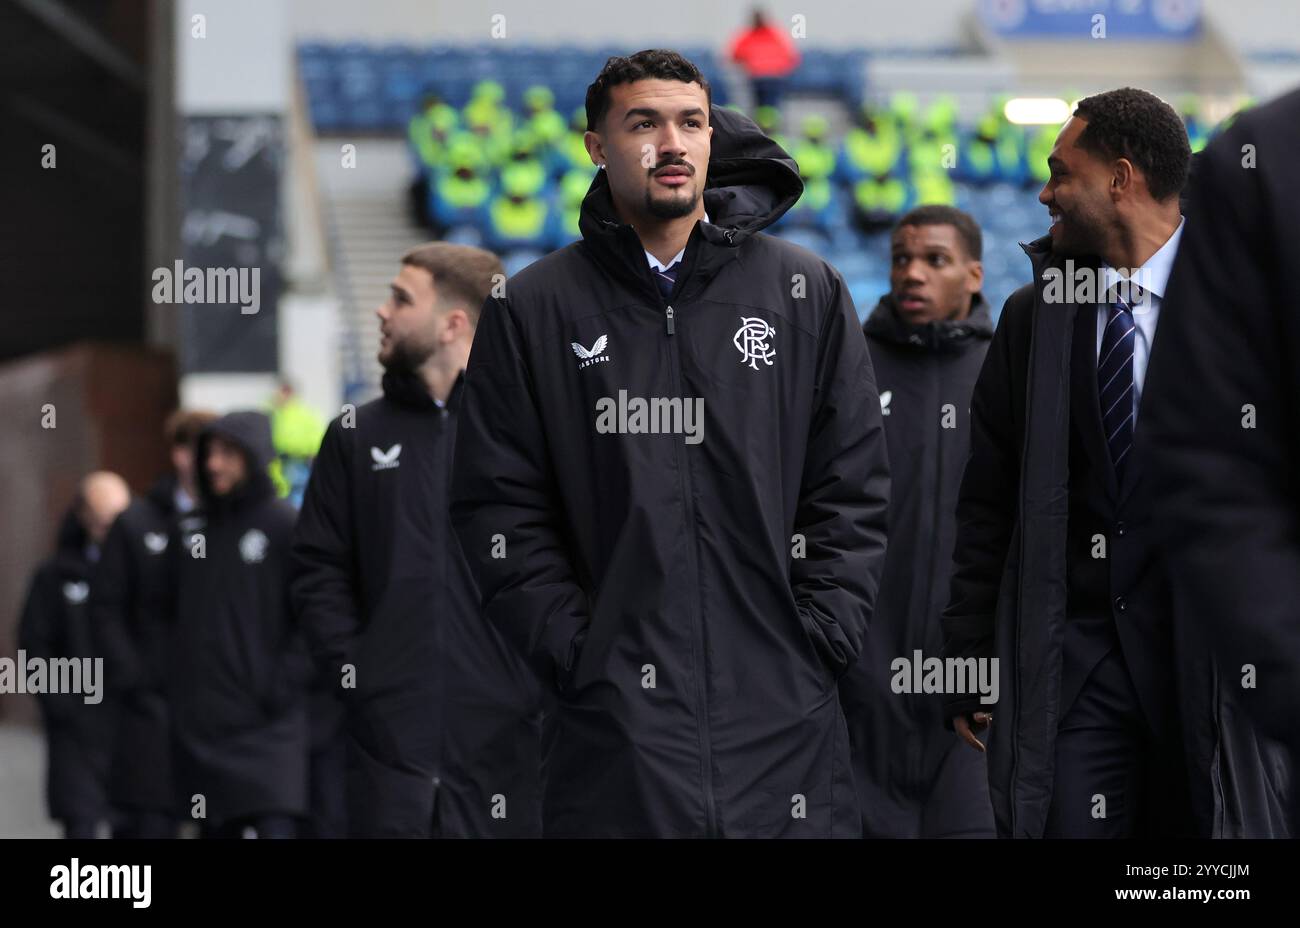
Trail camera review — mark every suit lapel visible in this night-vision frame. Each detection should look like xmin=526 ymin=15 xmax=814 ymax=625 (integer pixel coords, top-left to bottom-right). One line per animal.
xmin=1117 ymin=431 xmax=1145 ymax=506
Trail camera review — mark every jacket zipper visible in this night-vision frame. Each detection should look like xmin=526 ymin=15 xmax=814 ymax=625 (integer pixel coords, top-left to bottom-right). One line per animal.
xmin=1008 ymin=266 xmax=1042 ymax=838
xmin=1011 ymin=264 xmax=1067 ymax=836
xmin=1209 ymin=661 xmax=1226 ymax=835
xmin=663 ymin=297 xmax=719 ymax=837
xmin=432 ymin=407 xmax=450 ymax=820
xmin=924 ymin=358 xmax=944 ymax=728
xmin=1008 ymin=247 xmax=1057 ymax=835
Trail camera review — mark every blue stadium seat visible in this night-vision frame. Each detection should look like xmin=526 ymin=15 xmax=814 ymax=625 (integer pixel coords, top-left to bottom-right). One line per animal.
xmin=594 ymin=45 xmax=623 ymax=67
xmin=789 ymin=49 xmax=841 ymax=95
xmin=347 ymin=100 xmax=388 ymax=132
xmin=773 ymin=228 xmax=831 ymax=254
xmin=295 ymin=43 xmax=1061 ymax=275
xmin=444 ymin=225 xmax=485 ymax=247
xmin=503 ymin=249 xmax=546 ymax=276
xmin=830 ymin=225 xmax=865 ymax=255
xmin=308 ymin=98 xmax=344 ymax=133
xmin=847 ymin=277 xmax=889 ymax=319
xmin=378 ymin=43 xmax=417 ymax=64
xmin=829 ymin=250 xmax=883 ymax=283
xmin=432 ymin=76 xmax=475 ymax=109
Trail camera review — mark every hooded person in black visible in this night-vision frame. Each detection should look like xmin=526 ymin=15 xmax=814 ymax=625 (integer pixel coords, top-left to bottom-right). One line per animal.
xmin=450 ymin=50 xmax=890 ymax=837
xmin=92 ymin=409 xmax=214 ymax=838
xmin=291 ymin=242 xmax=544 ymax=838
xmin=19 ymin=472 xmax=130 ymax=838
xmin=838 ymin=206 xmax=996 ymax=837
xmin=169 ymin=410 xmax=310 ymax=838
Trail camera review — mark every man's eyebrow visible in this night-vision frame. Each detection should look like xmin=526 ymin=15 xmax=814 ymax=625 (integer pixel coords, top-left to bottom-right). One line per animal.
xmin=623 ymin=106 xmax=707 ymax=121
xmin=390 ymin=284 xmax=409 ymax=298
xmin=891 ymin=243 xmax=954 ymax=254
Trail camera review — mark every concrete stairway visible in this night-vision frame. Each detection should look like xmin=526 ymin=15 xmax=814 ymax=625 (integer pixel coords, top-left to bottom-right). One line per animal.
xmin=313 ymin=138 xmax=428 ymax=403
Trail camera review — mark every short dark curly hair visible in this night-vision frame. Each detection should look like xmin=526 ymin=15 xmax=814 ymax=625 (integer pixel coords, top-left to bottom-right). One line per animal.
xmin=895 ymin=205 xmax=983 ymax=261
xmin=1073 ymin=88 xmax=1190 ymax=202
xmin=585 ymin=49 xmax=712 ymax=132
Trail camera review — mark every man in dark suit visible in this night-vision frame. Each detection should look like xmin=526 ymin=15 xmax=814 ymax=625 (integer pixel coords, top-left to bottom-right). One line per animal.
xmin=942 ymin=87 xmax=1196 ymax=837
xmin=1141 ymin=87 xmax=1300 ymax=837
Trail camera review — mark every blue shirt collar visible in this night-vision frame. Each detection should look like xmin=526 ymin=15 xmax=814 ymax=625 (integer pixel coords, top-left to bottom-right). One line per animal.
xmin=1101 ymin=215 xmax=1185 ymax=301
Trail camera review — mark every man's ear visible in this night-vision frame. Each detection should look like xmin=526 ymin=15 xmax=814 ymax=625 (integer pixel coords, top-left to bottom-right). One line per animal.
xmin=967 ymin=260 xmax=984 ymax=294
xmin=446 ymin=306 xmax=473 ymax=340
xmin=584 ymin=130 xmax=604 ymax=168
xmin=1112 ymin=158 xmax=1134 ymax=197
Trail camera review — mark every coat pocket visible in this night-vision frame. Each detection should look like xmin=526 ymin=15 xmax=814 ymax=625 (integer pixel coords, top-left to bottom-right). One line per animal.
xmin=796 ymin=607 xmax=839 ymax=696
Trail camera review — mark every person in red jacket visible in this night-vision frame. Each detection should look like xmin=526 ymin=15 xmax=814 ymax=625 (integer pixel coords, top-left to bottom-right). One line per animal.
xmin=727 ymin=9 xmax=800 ymax=108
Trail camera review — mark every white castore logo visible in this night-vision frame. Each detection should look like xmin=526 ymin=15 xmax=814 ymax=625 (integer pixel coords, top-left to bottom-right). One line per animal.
xmin=62 ymin=581 xmax=89 ymax=605
xmin=239 ymin=529 xmax=268 ymax=564
xmin=880 ymin=390 xmax=892 ymax=416
xmin=572 ymin=335 xmax=610 ymax=370
xmin=734 ymin=317 xmax=775 ymax=370
xmin=370 ymin=444 xmax=402 ymax=471
xmin=143 ymin=532 xmax=168 ymax=554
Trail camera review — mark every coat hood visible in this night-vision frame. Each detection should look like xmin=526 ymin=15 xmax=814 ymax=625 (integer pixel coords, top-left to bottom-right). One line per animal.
xmin=145 ymin=473 xmax=180 ymax=512
xmin=864 ymin=291 xmax=994 ymax=353
xmin=577 ymin=103 xmax=803 ymax=300
xmin=195 ymin=410 xmax=276 ymax=510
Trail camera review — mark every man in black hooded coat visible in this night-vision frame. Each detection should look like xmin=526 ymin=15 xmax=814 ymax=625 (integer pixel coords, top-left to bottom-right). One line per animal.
xmin=838 ymin=206 xmax=996 ymax=837
xmin=92 ymin=409 xmax=213 ymax=838
xmin=168 ymin=410 xmax=310 ymax=838
xmin=20 ymin=472 xmax=130 ymax=838
xmin=291 ymin=242 xmax=544 ymax=838
xmin=450 ymin=50 xmax=890 ymax=837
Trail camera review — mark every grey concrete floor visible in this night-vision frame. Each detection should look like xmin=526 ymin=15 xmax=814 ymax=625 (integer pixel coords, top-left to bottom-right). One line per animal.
xmin=0 ymin=723 xmax=60 ymax=838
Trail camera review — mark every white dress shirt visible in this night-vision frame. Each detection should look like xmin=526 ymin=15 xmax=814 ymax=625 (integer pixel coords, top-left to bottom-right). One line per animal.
xmin=1096 ymin=216 xmax=1185 ymax=422
xmin=644 ymin=211 xmax=710 ymax=271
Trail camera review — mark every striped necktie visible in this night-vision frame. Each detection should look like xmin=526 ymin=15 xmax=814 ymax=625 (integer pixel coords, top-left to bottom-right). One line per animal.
xmin=654 ymin=261 xmax=680 ymax=300
xmin=1098 ymin=287 xmax=1140 ymax=477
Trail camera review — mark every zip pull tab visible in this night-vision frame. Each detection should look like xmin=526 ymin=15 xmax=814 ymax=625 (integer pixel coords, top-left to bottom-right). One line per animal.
xmin=665 ymin=305 xmax=675 ymax=335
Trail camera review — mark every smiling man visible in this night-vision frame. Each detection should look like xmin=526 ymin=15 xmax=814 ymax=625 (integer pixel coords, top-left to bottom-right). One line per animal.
xmin=450 ymin=49 xmax=890 ymax=837
xmin=941 ymin=88 xmax=1198 ymax=837
xmin=838 ymin=206 xmax=996 ymax=837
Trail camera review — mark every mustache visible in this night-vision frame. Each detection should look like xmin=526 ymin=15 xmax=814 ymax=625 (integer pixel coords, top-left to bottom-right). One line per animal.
xmin=650 ymin=158 xmax=695 ymax=175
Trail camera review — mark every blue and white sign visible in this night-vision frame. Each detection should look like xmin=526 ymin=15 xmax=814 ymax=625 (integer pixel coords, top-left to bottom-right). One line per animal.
xmin=980 ymin=0 xmax=1202 ymax=41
